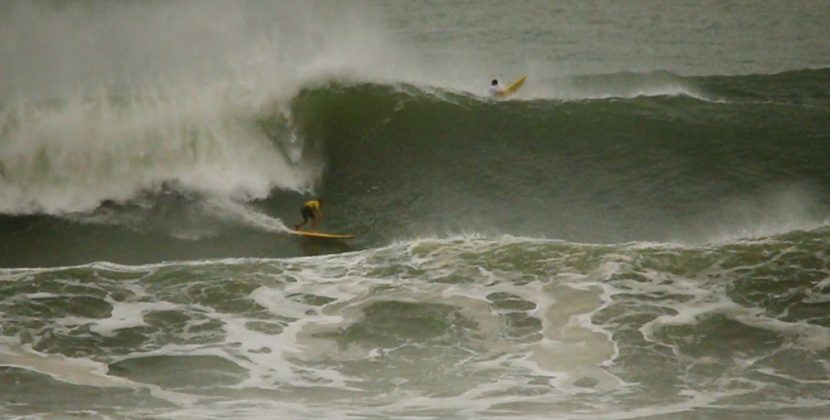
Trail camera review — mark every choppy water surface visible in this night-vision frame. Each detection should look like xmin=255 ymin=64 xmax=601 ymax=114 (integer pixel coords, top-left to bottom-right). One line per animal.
xmin=2 ymin=0 xmax=830 ymax=418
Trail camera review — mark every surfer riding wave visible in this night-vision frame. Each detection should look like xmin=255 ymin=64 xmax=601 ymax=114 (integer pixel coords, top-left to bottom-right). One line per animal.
xmin=294 ymin=198 xmax=323 ymax=231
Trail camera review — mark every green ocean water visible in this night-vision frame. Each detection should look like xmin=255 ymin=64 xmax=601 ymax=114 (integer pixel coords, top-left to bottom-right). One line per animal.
xmin=2 ymin=1 xmax=830 ymax=418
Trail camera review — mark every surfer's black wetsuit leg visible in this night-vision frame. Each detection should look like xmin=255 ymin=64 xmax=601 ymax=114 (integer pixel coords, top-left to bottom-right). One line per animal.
xmin=295 ymin=206 xmax=316 ymax=230
xmin=301 ymin=206 xmax=315 ymax=222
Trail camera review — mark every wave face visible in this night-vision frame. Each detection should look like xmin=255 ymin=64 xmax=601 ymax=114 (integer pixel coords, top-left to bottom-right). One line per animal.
xmin=3 ymin=69 xmax=830 ymax=265
xmin=292 ymin=69 xmax=830 ymax=245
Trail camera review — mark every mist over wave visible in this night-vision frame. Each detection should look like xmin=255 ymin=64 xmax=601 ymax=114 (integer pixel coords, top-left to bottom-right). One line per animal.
xmin=0 ymin=0 xmax=727 ymax=222
xmin=0 ymin=0 xmax=411 ymax=217
xmin=0 ymin=87 xmax=317 ymax=214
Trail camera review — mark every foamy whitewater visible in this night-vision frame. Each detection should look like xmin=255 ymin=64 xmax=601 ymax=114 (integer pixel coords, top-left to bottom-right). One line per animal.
xmin=2 ymin=1 xmax=830 ymax=418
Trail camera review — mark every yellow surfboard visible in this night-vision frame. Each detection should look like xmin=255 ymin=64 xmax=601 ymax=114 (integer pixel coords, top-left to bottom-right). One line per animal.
xmin=501 ymin=76 xmax=527 ymax=97
xmin=290 ymin=230 xmax=356 ymax=239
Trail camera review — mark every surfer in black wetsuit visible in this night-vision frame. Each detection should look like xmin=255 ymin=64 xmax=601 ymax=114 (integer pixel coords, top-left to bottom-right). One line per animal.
xmin=294 ymin=198 xmax=323 ymax=231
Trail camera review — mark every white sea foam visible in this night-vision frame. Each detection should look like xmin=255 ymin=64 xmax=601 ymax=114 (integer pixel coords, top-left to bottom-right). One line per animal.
xmin=0 ymin=336 xmax=200 ymax=407
xmin=0 ymin=0 xmax=417 ymax=219
xmin=0 ymin=86 xmax=316 ymax=214
xmin=2 ymin=232 xmax=828 ymax=417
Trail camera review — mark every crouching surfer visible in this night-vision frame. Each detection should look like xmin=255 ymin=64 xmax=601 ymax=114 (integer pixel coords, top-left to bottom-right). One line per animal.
xmin=294 ymin=198 xmax=323 ymax=231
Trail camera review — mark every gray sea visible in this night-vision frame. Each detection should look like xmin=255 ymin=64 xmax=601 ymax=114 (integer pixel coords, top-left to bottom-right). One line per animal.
xmin=2 ymin=1 xmax=830 ymax=418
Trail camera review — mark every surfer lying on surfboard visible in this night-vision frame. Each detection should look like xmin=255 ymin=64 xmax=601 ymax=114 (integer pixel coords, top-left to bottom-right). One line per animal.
xmin=294 ymin=198 xmax=323 ymax=231
xmin=489 ymin=76 xmax=527 ymax=98
xmin=489 ymin=79 xmax=504 ymax=97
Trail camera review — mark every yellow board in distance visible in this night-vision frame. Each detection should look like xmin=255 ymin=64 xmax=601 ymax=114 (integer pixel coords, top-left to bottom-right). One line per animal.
xmin=501 ymin=76 xmax=527 ymax=97
xmin=290 ymin=230 xmax=356 ymax=239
